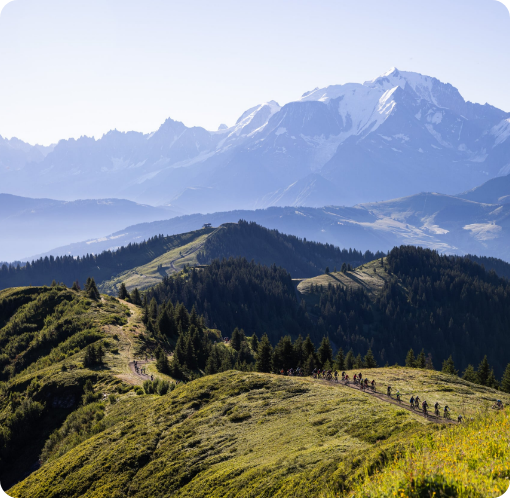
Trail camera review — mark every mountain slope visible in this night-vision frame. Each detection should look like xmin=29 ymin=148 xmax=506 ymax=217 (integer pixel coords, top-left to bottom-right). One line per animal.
xmin=1 ymin=69 xmax=509 ymax=211
xmin=7 ymin=369 xmax=508 ymax=498
xmin=0 ymin=194 xmax=180 ymax=262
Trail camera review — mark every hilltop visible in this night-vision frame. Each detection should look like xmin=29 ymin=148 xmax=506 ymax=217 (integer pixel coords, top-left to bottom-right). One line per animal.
xmin=7 ymin=369 xmax=509 ymax=498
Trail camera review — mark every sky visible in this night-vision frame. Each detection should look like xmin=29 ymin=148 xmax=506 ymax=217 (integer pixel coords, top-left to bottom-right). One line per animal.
xmin=0 ymin=0 xmax=509 ymax=146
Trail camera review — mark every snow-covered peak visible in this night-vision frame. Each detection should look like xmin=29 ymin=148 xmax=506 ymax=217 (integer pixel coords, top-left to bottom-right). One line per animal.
xmin=491 ymin=118 xmax=510 ymax=146
xmin=228 ymin=100 xmax=281 ymax=137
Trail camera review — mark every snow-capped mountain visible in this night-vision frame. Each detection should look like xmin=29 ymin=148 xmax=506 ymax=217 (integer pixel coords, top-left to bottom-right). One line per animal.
xmin=2 ymin=68 xmax=509 ymax=212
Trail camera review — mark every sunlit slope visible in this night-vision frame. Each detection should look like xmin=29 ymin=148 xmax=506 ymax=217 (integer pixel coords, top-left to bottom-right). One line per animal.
xmin=297 ymin=258 xmax=396 ymax=306
xmin=99 ymin=227 xmax=220 ymax=294
xmin=9 ymin=369 xmax=509 ymax=498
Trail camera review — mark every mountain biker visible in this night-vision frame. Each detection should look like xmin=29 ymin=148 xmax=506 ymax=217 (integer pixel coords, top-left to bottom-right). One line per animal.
xmin=458 ymin=414 xmax=463 ymax=423
xmin=334 ymin=370 xmax=338 ymax=382
xmin=341 ymin=371 xmax=345 ymax=379
xmin=410 ymin=395 xmax=415 ymax=409
xmin=434 ymin=402 xmax=440 ymax=416
xmin=415 ymin=396 xmax=421 ymax=409
xmin=497 ymin=400 xmax=503 ymax=409
xmin=387 ymin=386 xmax=392 ymax=396
xmin=371 ymin=379 xmax=376 ymax=391
xmin=422 ymin=400 xmax=428 ymax=415
xmin=353 ymin=373 xmax=357 ymax=382
xmin=396 ymin=390 xmax=401 ymax=401
xmin=444 ymin=405 xmax=450 ymax=418
xmin=364 ymin=378 xmax=368 ymax=388
xmin=312 ymin=368 xmax=317 ymax=379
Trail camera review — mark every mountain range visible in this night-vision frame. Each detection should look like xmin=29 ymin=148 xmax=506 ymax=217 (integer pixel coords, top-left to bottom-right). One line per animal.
xmin=2 ymin=68 xmax=509 ymax=214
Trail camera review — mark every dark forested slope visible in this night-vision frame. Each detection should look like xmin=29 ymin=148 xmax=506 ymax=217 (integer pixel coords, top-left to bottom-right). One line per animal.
xmin=197 ymin=220 xmax=385 ymax=277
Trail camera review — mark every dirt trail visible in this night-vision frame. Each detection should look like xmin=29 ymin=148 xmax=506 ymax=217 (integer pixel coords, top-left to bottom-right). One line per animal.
xmin=129 ymin=360 xmax=152 ymax=381
xmin=320 ymin=378 xmax=458 ymax=425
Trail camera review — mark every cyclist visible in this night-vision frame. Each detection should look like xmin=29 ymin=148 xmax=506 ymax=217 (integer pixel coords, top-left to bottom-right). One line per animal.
xmin=334 ymin=370 xmax=338 ymax=382
xmin=396 ymin=390 xmax=401 ymax=402
xmin=364 ymin=378 xmax=369 ymax=389
xmin=444 ymin=405 xmax=450 ymax=419
xmin=353 ymin=373 xmax=358 ymax=383
xmin=371 ymin=379 xmax=376 ymax=391
xmin=434 ymin=402 xmax=440 ymax=417
xmin=312 ymin=368 xmax=317 ymax=379
xmin=341 ymin=371 xmax=346 ymax=380
xmin=496 ymin=400 xmax=503 ymax=409
xmin=415 ymin=396 xmax=421 ymax=409
xmin=410 ymin=395 xmax=415 ymax=409
xmin=458 ymin=414 xmax=463 ymax=423
xmin=387 ymin=386 xmax=392 ymax=397
xmin=422 ymin=400 xmax=428 ymax=416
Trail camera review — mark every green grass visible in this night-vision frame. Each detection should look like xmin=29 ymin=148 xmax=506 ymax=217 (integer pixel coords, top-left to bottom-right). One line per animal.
xmin=297 ymin=258 xmax=396 ymax=307
xmin=99 ymin=228 xmax=219 ymax=294
xmin=8 ymin=368 xmax=509 ymax=498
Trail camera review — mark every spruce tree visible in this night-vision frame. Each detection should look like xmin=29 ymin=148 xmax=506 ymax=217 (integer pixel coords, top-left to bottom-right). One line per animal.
xmin=354 ymin=353 xmax=364 ymax=369
xmin=405 ymin=348 xmax=416 ymax=368
xmin=86 ymin=278 xmax=100 ymax=300
xmin=334 ymin=347 xmax=345 ymax=370
xmin=118 ymin=283 xmax=128 ymax=300
xmin=317 ymin=336 xmax=333 ymax=367
xmin=155 ymin=346 xmax=170 ymax=374
xmin=345 ymin=349 xmax=355 ymax=370
xmin=96 ymin=344 xmax=104 ymax=365
xmin=487 ymin=369 xmax=499 ymax=390
xmin=416 ymin=349 xmax=426 ymax=369
xmin=442 ymin=355 xmax=458 ymax=376
xmin=72 ymin=281 xmax=80 ymax=291
xmin=231 ymin=328 xmax=242 ymax=351
xmin=130 ymin=288 xmax=142 ymax=306
xmin=303 ymin=354 xmax=316 ymax=376
xmin=256 ymin=334 xmax=273 ymax=373
xmin=301 ymin=335 xmax=316 ymax=362
xmin=251 ymin=333 xmax=259 ymax=354
xmin=501 ymin=363 xmax=510 ymax=393
xmin=476 ymin=355 xmax=491 ymax=386
xmin=364 ymin=348 xmax=378 ymax=368
xmin=425 ymin=353 xmax=435 ymax=370
xmin=293 ymin=335 xmax=304 ymax=367
xmin=462 ymin=364 xmax=477 ymax=383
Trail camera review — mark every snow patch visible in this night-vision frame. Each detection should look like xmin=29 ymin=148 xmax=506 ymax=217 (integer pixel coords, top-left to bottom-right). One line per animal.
xmin=463 ymin=222 xmax=502 ymax=241
xmin=275 ymin=127 xmax=287 ymax=136
xmin=491 ymin=118 xmax=510 ymax=146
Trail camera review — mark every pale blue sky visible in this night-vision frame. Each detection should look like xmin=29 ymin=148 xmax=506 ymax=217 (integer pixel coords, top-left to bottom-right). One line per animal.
xmin=0 ymin=0 xmax=509 ymax=145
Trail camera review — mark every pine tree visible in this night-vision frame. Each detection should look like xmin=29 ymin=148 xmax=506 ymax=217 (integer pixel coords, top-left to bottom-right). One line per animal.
xmin=157 ymin=310 xmax=176 ymax=338
xmin=345 ymin=349 xmax=355 ymax=370
xmin=51 ymin=279 xmax=57 ymax=287
xmin=487 ymin=369 xmax=499 ymax=390
xmin=301 ymin=335 xmax=316 ymax=362
xmin=251 ymin=333 xmax=259 ymax=354
xmin=155 ymin=346 xmax=170 ymax=373
xmin=416 ymin=349 xmax=426 ymax=368
xmin=118 ymin=283 xmax=128 ymax=300
xmin=325 ymin=267 xmax=330 ymax=274
xmin=354 ymin=353 xmax=364 ymax=369
xmin=425 ymin=353 xmax=435 ymax=370
xmin=341 ymin=263 xmax=347 ymax=273
xmin=334 ymin=347 xmax=345 ymax=370
xmin=83 ymin=345 xmax=97 ymax=367
xmin=317 ymin=336 xmax=333 ymax=367
xmin=405 ymin=348 xmax=416 ymax=368
xmin=364 ymin=348 xmax=378 ymax=368
xmin=130 ymin=288 xmax=142 ymax=306
xmin=442 ymin=355 xmax=458 ymax=376
xmin=256 ymin=334 xmax=273 ymax=373
xmin=86 ymin=278 xmax=100 ymax=300
xmin=96 ymin=344 xmax=104 ymax=364
xmin=231 ymin=328 xmax=242 ymax=351
xmin=501 ymin=363 xmax=510 ymax=393
xmin=72 ymin=281 xmax=80 ymax=291
xmin=462 ymin=364 xmax=477 ymax=383
xmin=293 ymin=335 xmax=304 ymax=367
xmin=476 ymin=355 xmax=491 ymax=386
xmin=303 ymin=354 xmax=316 ymax=376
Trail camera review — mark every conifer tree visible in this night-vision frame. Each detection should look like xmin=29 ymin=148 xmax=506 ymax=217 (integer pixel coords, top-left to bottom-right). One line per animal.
xmin=317 ymin=336 xmax=333 ymax=367
xmin=442 ymin=355 xmax=458 ymax=376
xmin=96 ymin=344 xmax=104 ymax=365
xmin=130 ymin=288 xmax=142 ymax=306
xmin=301 ymin=335 xmax=316 ymax=362
xmin=334 ymin=347 xmax=345 ymax=370
xmin=501 ymin=363 xmax=510 ymax=393
xmin=487 ymin=368 xmax=499 ymax=390
xmin=354 ymin=353 xmax=364 ymax=369
xmin=155 ymin=346 xmax=170 ymax=374
xmin=425 ymin=353 xmax=435 ymax=370
xmin=405 ymin=348 xmax=416 ymax=368
xmin=293 ymin=335 xmax=304 ymax=367
xmin=303 ymin=354 xmax=316 ymax=376
xmin=364 ymin=348 xmax=378 ymax=368
xmin=476 ymin=355 xmax=491 ymax=386
xmin=251 ymin=333 xmax=259 ymax=354
xmin=462 ymin=364 xmax=477 ymax=383
xmin=256 ymin=334 xmax=273 ymax=373
xmin=341 ymin=263 xmax=347 ymax=273
xmin=118 ymin=283 xmax=128 ymax=300
xmin=231 ymin=328 xmax=242 ymax=351
xmin=86 ymin=277 xmax=100 ymax=300
xmin=72 ymin=281 xmax=80 ymax=291
xmin=345 ymin=349 xmax=355 ymax=370
xmin=416 ymin=349 xmax=426 ymax=368
xmin=325 ymin=267 xmax=330 ymax=274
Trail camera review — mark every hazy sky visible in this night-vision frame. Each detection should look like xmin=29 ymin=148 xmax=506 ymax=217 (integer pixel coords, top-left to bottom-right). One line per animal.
xmin=0 ymin=0 xmax=509 ymax=145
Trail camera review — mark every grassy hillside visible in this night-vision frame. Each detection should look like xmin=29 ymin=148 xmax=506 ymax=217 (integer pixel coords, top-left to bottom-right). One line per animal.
xmin=99 ymin=229 xmax=217 ymax=294
xmin=7 ymin=369 xmax=509 ymax=498
xmin=0 ymin=227 xmax=216 ymax=291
